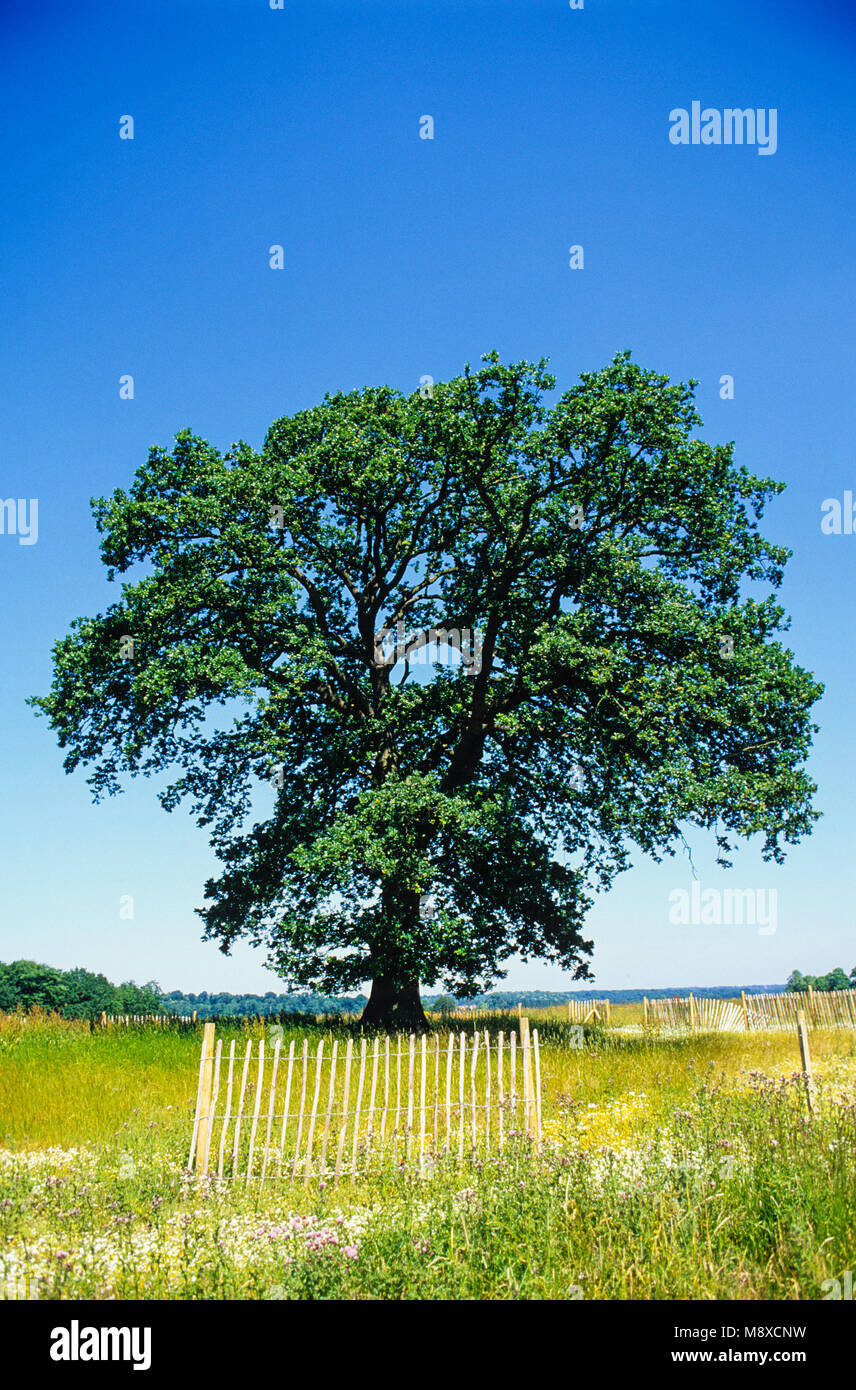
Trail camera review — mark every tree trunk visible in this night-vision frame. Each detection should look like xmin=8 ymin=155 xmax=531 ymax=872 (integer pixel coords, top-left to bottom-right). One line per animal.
xmin=361 ymin=974 xmax=428 ymax=1031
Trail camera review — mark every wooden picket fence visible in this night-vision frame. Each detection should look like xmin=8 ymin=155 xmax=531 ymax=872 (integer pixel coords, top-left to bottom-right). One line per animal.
xmin=646 ymin=995 xmax=743 ymax=1032
xmin=645 ymin=989 xmax=856 ymax=1032
xmin=745 ymin=988 xmax=856 ymax=1030
xmin=100 ymin=1012 xmax=197 ymax=1026
xmin=188 ymin=1021 xmax=543 ymax=1183
xmin=567 ymin=999 xmax=611 ymax=1024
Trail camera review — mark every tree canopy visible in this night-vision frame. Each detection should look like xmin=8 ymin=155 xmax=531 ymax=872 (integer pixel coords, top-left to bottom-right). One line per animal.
xmin=0 ymin=960 xmax=162 ymax=1018
xmin=787 ymin=968 xmax=854 ymax=994
xmin=31 ymin=352 xmax=822 ymax=1026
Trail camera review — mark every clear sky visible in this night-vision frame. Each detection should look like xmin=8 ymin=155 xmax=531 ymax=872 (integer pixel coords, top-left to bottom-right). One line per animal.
xmin=1 ymin=0 xmax=854 ymax=996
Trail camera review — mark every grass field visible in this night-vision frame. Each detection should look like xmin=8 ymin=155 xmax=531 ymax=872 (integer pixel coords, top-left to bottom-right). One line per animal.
xmin=1 ymin=1006 xmax=854 ymax=1300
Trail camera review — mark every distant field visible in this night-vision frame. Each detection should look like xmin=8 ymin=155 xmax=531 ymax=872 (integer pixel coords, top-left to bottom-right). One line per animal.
xmin=1 ymin=1008 xmax=855 ymax=1300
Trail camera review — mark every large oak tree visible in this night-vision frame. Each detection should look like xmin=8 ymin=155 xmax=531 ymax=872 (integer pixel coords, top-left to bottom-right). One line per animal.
xmin=32 ymin=353 xmax=822 ymax=1027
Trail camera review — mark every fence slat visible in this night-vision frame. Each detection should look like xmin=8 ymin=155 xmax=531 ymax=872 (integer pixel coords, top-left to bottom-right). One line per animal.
xmin=217 ymin=1041 xmax=236 ymax=1179
xmin=419 ymin=1034 xmax=427 ymax=1171
xmin=245 ymin=1038 xmax=266 ymax=1184
xmin=470 ymin=1030 xmax=479 ymax=1153
xmin=379 ymin=1036 xmax=391 ymax=1157
xmin=520 ymin=1018 xmax=531 ymax=1136
xmin=394 ymin=1036 xmax=402 ymax=1163
xmin=231 ymin=1040 xmax=253 ymax=1178
xmin=351 ymin=1038 xmax=367 ymax=1179
xmin=203 ymin=1040 xmax=223 ymax=1175
xmin=533 ymin=1028 xmax=542 ymax=1148
xmin=484 ymin=1029 xmax=491 ymax=1151
xmin=276 ymin=1040 xmax=296 ymax=1177
xmin=260 ymin=1038 xmax=281 ymax=1182
xmin=497 ymin=1030 xmax=504 ymax=1151
xmin=405 ymin=1035 xmax=415 ymax=1162
xmin=291 ymin=1040 xmax=309 ymax=1179
xmin=303 ymin=1039 xmax=325 ymax=1183
xmin=368 ymin=1038 xmax=380 ymax=1154
xmin=432 ymin=1033 xmax=440 ymax=1154
xmin=334 ymin=1038 xmax=354 ymax=1181
xmin=458 ymin=1031 xmax=466 ymax=1162
xmin=320 ymin=1040 xmax=338 ymax=1175
xmin=445 ymin=1033 xmax=453 ymax=1154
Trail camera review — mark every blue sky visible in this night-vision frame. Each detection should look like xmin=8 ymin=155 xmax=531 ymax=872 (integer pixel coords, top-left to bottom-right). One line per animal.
xmin=1 ymin=0 xmax=854 ymax=996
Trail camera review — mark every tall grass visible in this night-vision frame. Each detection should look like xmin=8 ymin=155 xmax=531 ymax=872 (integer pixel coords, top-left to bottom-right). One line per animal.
xmin=1 ymin=1010 xmax=855 ymax=1299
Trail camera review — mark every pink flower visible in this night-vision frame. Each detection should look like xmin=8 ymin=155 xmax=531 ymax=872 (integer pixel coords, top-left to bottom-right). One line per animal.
xmin=343 ymin=1246 xmax=358 ymax=1260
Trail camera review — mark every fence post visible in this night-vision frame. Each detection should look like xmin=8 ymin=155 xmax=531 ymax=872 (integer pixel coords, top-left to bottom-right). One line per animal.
xmin=689 ymin=993 xmax=696 ymax=1031
xmin=807 ymin=984 xmax=815 ymax=1026
xmin=643 ymin=996 xmax=648 ymax=1026
xmin=519 ymin=1016 xmax=532 ymax=1136
xmin=605 ymin=999 xmax=611 ymax=1025
xmin=194 ymin=1022 xmax=217 ymax=1174
xmin=192 ymin=1010 xmax=198 ymax=1024
xmin=796 ymin=1011 xmax=816 ymax=1114
xmin=741 ymin=990 xmax=749 ymax=1031
xmin=532 ymin=1028 xmax=542 ymax=1149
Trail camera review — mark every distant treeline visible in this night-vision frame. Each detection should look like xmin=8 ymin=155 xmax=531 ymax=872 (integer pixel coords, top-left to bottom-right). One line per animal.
xmin=0 ymin=960 xmax=163 ymax=1018
xmin=5 ymin=961 xmax=852 ymax=1021
xmin=162 ymin=984 xmax=794 ymax=1017
xmin=427 ymin=986 xmax=790 ymax=1009
xmin=161 ymin=990 xmax=368 ymax=1018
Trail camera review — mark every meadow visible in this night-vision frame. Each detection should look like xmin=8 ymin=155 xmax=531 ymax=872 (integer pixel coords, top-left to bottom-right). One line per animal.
xmin=1 ymin=1006 xmax=854 ymax=1301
